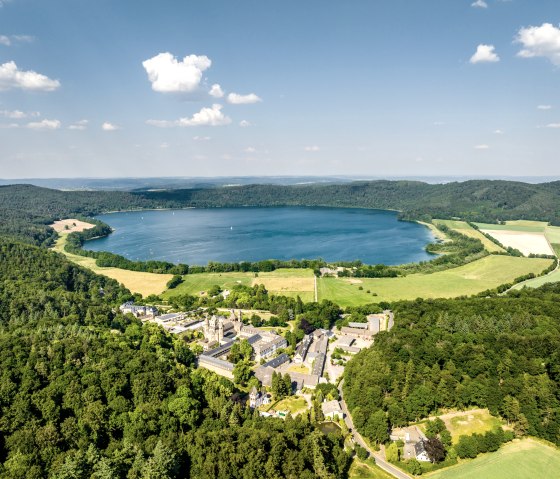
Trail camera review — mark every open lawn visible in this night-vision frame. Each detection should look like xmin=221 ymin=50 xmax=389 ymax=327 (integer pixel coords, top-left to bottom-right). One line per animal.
xmin=426 ymin=438 xmax=560 ymax=479
xmin=162 ymin=272 xmax=253 ymax=299
xmin=349 ymin=459 xmax=394 ymax=479
xmin=52 ymin=232 xmax=172 ymax=297
xmin=251 ymin=269 xmax=315 ymax=301
xmin=434 ymin=220 xmax=504 ymax=253
xmin=317 ymin=256 xmax=553 ymax=307
xmin=162 ymin=268 xmax=315 ymax=302
xmin=474 ymin=221 xmax=548 ymax=232
xmin=269 ymin=396 xmax=309 ymax=416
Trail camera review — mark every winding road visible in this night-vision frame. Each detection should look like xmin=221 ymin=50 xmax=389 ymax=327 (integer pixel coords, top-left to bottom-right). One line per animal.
xmin=338 ymin=379 xmax=412 ymax=479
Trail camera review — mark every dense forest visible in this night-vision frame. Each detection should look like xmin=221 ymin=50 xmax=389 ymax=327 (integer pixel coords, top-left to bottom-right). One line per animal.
xmin=0 ymin=239 xmax=350 ymax=478
xmin=343 ymin=287 xmax=560 ymax=446
xmin=3 ymin=179 xmax=560 ymax=246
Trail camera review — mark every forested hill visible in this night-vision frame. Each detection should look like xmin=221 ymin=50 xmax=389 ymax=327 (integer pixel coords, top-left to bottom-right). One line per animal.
xmin=343 ymin=287 xmax=560 ymax=446
xmin=3 ymin=179 xmax=560 ymax=245
xmin=0 ymin=237 xmax=349 ymax=478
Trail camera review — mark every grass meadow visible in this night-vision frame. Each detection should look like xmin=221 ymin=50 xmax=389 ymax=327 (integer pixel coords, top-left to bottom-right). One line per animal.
xmin=426 ymin=438 xmax=560 ymax=479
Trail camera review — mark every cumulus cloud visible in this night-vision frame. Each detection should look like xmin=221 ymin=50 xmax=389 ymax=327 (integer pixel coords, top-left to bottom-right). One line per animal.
xmin=209 ymin=83 xmax=224 ymax=98
xmin=102 ymin=122 xmax=119 ymax=131
xmin=474 ymin=144 xmax=490 ymax=149
xmin=146 ymin=104 xmax=231 ymax=128
xmin=470 ymin=44 xmax=500 ymax=63
xmin=471 ymin=0 xmax=488 ymax=8
xmin=27 ymin=119 xmax=60 ymax=130
xmin=227 ymin=92 xmax=262 ymax=104
xmin=0 ymin=35 xmax=9 ymax=46
xmin=142 ymin=52 xmax=211 ymax=93
xmin=538 ymin=105 xmax=552 ymax=110
xmin=239 ymin=120 xmax=251 ymax=127
xmin=0 ymin=61 xmax=60 ymax=91
xmin=516 ymin=23 xmax=560 ymax=65
xmin=68 ymin=119 xmax=88 ymax=130
xmin=304 ymin=145 xmax=320 ymax=152
xmin=0 ymin=109 xmax=39 ymax=119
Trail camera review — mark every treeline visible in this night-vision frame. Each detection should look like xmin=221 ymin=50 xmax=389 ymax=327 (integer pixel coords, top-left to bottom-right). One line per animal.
xmin=343 ymin=286 xmax=560 ymax=446
xmin=0 ymin=238 xmax=350 ymax=478
xmin=4 ymin=180 xmax=560 ymax=247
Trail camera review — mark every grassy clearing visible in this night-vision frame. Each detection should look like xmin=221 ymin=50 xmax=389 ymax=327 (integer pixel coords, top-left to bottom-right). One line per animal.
xmin=426 ymin=438 xmax=560 ymax=479
xmin=349 ymin=459 xmax=395 ymax=479
xmin=251 ymin=269 xmax=315 ymax=301
xmin=53 ymin=233 xmax=172 ymax=297
xmin=162 ymin=272 xmax=253 ymax=299
xmin=445 ymin=410 xmax=504 ymax=442
xmin=317 ymin=256 xmax=553 ymax=307
xmin=162 ymin=269 xmax=315 ymax=302
xmin=434 ymin=220 xmax=504 ymax=253
xmin=474 ymin=221 xmax=547 ymax=233
xmin=270 ymin=396 xmax=309 ymax=416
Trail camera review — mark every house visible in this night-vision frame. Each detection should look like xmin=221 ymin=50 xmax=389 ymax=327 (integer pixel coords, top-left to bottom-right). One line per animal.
xmin=322 ymin=400 xmax=344 ymax=420
xmin=119 ymin=302 xmax=158 ymax=318
xmin=414 ymin=440 xmax=430 ymax=462
xmin=248 ymin=386 xmax=271 ymax=408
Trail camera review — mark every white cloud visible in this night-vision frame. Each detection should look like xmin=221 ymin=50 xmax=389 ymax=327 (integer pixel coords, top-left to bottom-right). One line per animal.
xmin=538 ymin=105 xmax=552 ymax=110
xmin=470 ymin=44 xmax=500 ymax=63
xmin=227 ymin=92 xmax=262 ymax=104
xmin=304 ymin=145 xmax=320 ymax=152
xmin=160 ymin=142 xmax=170 ymax=149
xmin=193 ymin=135 xmax=211 ymax=141
xmin=146 ymin=104 xmax=231 ymax=128
xmin=102 ymin=122 xmax=119 ymax=131
xmin=209 ymin=83 xmax=224 ymax=98
xmin=0 ymin=35 xmax=10 ymax=46
xmin=244 ymin=147 xmax=257 ymax=153
xmin=142 ymin=52 xmax=211 ymax=93
xmin=516 ymin=23 xmax=560 ymax=66
xmin=546 ymin=123 xmax=560 ymax=128
xmin=494 ymin=129 xmax=504 ymax=134
xmin=12 ymin=35 xmax=34 ymax=43
xmin=27 ymin=119 xmax=60 ymax=130
xmin=68 ymin=119 xmax=88 ymax=130
xmin=0 ymin=61 xmax=60 ymax=91
xmin=0 ymin=109 xmax=39 ymax=119
xmin=239 ymin=120 xmax=251 ymax=127
xmin=471 ymin=0 xmax=488 ymax=8
xmin=474 ymin=144 xmax=490 ymax=149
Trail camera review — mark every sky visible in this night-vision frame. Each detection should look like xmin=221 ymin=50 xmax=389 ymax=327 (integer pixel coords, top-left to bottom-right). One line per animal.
xmin=0 ymin=0 xmax=560 ymax=179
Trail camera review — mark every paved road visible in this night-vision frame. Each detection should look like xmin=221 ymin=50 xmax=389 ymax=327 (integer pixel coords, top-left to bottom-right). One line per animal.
xmin=338 ymin=379 xmax=412 ymax=479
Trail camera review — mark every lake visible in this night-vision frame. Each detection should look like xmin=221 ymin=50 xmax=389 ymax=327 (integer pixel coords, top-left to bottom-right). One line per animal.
xmin=84 ymin=207 xmax=436 ymax=265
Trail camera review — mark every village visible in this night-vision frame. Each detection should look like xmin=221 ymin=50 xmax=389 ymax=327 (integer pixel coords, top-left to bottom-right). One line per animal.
xmin=118 ymin=301 xmax=435 ymax=468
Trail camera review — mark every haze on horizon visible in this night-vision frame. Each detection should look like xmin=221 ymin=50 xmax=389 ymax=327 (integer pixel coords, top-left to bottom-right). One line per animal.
xmin=1 ymin=0 xmax=559 ymax=179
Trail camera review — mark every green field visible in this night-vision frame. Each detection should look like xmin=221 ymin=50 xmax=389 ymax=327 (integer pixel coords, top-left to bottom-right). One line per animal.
xmin=317 ymin=256 xmax=553 ymax=307
xmin=427 ymin=438 xmax=560 ymax=479
xmin=434 ymin=220 xmax=504 ymax=253
xmin=349 ymin=459 xmax=394 ymax=479
xmin=474 ymin=220 xmax=548 ymax=233
xmin=162 ymin=268 xmax=315 ymax=302
xmin=53 ymin=232 xmax=173 ymax=296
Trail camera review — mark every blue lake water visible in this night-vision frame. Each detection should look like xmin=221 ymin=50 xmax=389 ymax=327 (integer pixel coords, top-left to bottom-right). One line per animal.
xmin=84 ymin=207 xmax=436 ymax=265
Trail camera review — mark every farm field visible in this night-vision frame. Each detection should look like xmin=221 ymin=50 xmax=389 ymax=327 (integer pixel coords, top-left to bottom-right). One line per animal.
xmin=434 ymin=219 xmax=504 ymax=253
xmin=426 ymin=438 xmax=560 ymax=479
xmin=161 ymin=268 xmax=315 ymax=302
xmin=52 ymin=232 xmax=172 ymax=296
xmin=317 ymin=256 xmax=553 ymax=307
